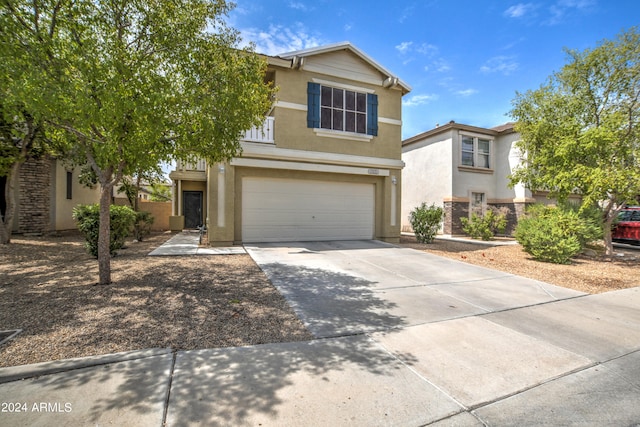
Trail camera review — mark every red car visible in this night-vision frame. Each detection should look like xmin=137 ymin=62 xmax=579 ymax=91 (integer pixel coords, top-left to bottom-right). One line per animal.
xmin=612 ymin=206 xmax=640 ymax=245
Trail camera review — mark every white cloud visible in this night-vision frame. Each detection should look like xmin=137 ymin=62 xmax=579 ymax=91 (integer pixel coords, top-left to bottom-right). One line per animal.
xmin=289 ymin=2 xmax=310 ymax=11
xmin=504 ymin=3 xmax=536 ymax=18
xmin=402 ymin=94 xmax=439 ymax=107
xmin=416 ymin=43 xmax=438 ymax=57
xmin=456 ymin=89 xmax=479 ymax=97
xmin=503 ymin=0 xmax=595 ymax=26
xmin=480 ymin=56 xmax=519 ymax=75
xmin=395 ymin=41 xmax=413 ymax=55
xmin=239 ymin=23 xmax=323 ymax=56
xmin=434 ymin=58 xmax=451 ymax=73
xmin=547 ymin=0 xmax=595 ymax=25
xmin=396 ymin=41 xmax=438 ymax=58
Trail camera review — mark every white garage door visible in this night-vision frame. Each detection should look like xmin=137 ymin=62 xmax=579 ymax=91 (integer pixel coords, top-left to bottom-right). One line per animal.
xmin=242 ymin=177 xmax=375 ymax=242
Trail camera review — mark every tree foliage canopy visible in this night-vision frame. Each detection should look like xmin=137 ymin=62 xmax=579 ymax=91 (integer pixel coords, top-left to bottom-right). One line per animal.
xmin=1 ymin=0 xmax=275 ymax=282
xmin=510 ymin=28 xmax=640 ymax=254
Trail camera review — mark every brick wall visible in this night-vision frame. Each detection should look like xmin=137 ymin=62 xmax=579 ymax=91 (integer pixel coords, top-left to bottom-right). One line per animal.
xmin=17 ymin=156 xmax=51 ymax=235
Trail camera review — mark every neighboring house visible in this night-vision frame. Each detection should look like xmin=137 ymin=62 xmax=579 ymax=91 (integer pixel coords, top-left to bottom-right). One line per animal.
xmin=169 ymin=42 xmax=411 ymax=245
xmin=2 ymin=155 xmax=100 ymax=234
xmin=401 ymin=121 xmax=564 ymax=236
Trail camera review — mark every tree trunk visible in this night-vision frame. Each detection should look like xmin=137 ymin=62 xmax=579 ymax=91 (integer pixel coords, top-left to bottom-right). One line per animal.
xmin=603 ymin=211 xmax=616 ymax=257
xmin=0 ymin=161 xmax=23 ymax=244
xmin=97 ymin=184 xmax=113 ymax=284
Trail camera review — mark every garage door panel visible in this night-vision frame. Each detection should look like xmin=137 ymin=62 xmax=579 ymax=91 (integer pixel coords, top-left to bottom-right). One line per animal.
xmin=242 ymin=178 xmax=374 ymax=242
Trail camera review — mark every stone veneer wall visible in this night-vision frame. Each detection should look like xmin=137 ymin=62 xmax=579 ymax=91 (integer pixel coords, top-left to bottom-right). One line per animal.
xmin=443 ymin=201 xmax=469 ymax=235
xmin=17 ymin=156 xmax=51 ymax=235
xmin=489 ymin=203 xmax=519 ymax=236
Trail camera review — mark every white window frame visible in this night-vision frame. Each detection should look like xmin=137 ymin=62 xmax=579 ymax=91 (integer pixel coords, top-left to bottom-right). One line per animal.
xmin=460 ymin=134 xmax=492 ymax=170
xmin=470 ymin=191 xmax=486 ymax=217
xmin=320 ymin=84 xmax=368 ymax=135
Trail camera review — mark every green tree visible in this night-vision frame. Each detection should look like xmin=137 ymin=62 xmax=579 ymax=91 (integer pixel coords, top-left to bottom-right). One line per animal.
xmin=510 ymin=28 xmax=640 ymax=255
xmin=149 ymin=182 xmax=172 ymax=202
xmin=2 ymin=0 xmax=274 ymax=283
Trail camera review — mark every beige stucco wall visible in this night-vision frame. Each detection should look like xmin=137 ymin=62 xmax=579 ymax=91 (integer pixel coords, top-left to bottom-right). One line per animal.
xmin=201 ymin=47 xmax=406 ymax=245
xmin=51 ymin=160 xmax=101 ymax=231
xmin=205 ymin=163 xmax=401 ymax=245
xmin=271 ymin=63 xmax=403 ymax=161
xmin=401 ymin=132 xmax=453 ymax=231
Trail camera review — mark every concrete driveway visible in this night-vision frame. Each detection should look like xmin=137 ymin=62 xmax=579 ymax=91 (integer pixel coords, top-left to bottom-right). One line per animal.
xmin=242 ymin=240 xmax=640 ymax=425
xmin=245 ymin=240 xmax=585 ymax=338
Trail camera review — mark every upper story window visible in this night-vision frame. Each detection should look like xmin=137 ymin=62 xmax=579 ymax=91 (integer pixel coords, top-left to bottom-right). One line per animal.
xmin=307 ymin=82 xmax=378 ymax=137
xmin=461 ymin=135 xmax=491 ymax=169
xmin=321 ymin=86 xmax=367 ymax=134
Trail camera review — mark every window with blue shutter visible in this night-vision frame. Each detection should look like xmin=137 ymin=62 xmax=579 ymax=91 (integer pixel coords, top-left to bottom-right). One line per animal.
xmin=367 ymin=93 xmax=378 ymax=136
xmin=307 ymin=82 xmax=320 ymax=128
xmin=308 ymin=82 xmax=378 ymax=137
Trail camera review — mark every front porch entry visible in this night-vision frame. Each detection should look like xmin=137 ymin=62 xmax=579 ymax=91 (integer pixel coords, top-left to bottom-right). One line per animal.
xmin=183 ymin=190 xmax=203 ymax=229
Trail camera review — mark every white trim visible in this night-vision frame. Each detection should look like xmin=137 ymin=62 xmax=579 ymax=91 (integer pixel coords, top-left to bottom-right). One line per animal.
xmin=379 ymin=117 xmax=402 ymax=126
xmin=313 ymin=128 xmax=374 ymax=142
xmin=231 ymin=157 xmax=390 ymax=177
xmin=217 ymin=164 xmax=225 ymax=227
xmin=177 ymin=180 xmax=182 ymax=216
xmin=273 ymin=101 xmax=400 ymax=127
xmin=391 ymin=178 xmax=397 ymax=226
xmin=274 ymin=101 xmax=307 ymax=111
xmin=278 ymin=41 xmax=411 ymax=93
xmin=311 ymin=78 xmax=376 ymax=94
xmin=239 ymin=141 xmax=405 ymax=169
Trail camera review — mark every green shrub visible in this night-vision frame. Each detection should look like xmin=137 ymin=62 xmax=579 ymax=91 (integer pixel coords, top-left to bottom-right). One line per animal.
xmin=460 ymin=207 xmax=508 ymax=240
xmin=132 ymin=211 xmax=154 ymax=241
xmin=73 ymin=204 xmax=137 ymax=257
xmin=514 ymin=204 xmax=602 ymax=264
xmin=409 ymin=202 xmax=444 ymax=243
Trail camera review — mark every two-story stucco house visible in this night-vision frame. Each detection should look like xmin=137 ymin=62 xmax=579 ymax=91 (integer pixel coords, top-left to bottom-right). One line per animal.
xmin=169 ymin=42 xmax=410 ymax=245
xmin=401 ymin=121 xmax=551 ymax=236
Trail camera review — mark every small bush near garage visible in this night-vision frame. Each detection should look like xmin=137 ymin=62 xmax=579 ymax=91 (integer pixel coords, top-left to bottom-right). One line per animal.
xmin=461 ymin=206 xmax=508 ymax=241
xmin=73 ymin=204 xmax=137 ymax=257
xmin=409 ymin=203 xmax=444 ymax=243
xmin=514 ymin=204 xmax=602 ymax=264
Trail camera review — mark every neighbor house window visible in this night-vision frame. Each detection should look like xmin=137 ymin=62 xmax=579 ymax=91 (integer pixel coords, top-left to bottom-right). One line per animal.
xmin=461 ymin=135 xmax=491 ymax=168
xmin=66 ymin=171 xmax=73 ymax=199
xmin=307 ymin=82 xmax=378 ymax=136
xmin=471 ymin=192 xmax=485 ymax=216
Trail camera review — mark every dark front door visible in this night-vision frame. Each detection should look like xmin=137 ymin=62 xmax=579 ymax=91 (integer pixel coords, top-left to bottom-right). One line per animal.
xmin=183 ymin=191 xmax=203 ymax=229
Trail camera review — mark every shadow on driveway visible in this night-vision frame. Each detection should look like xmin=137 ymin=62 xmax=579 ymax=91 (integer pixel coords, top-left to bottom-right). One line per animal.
xmin=257 ymin=262 xmax=408 ymax=338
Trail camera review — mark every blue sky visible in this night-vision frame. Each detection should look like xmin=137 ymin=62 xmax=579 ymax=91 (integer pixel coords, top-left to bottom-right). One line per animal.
xmin=228 ymin=0 xmax=640 ymax=140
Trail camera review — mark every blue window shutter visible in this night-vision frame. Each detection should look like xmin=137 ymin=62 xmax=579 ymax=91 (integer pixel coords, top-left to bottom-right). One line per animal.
xmin=307 ymin=82 xmax=320 ymax=128
xmin=367 ymin=93 xmax=378 ymax=136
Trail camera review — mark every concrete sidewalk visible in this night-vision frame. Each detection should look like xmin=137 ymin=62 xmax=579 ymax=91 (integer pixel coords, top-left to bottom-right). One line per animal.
xmin=1 ymin=241 xmax=639 ymax=426
xmin=148 ymin=231 xmax=245 ymax=256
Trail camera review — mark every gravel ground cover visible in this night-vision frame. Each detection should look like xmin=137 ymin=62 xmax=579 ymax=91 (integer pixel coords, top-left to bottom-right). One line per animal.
xmin=0 ymin=232 xmax=312 ymax=367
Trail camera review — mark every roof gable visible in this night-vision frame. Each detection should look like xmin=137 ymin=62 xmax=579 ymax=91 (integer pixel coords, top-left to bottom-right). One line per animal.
xmin=277 ymin=42 xmax=411 ymax=94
